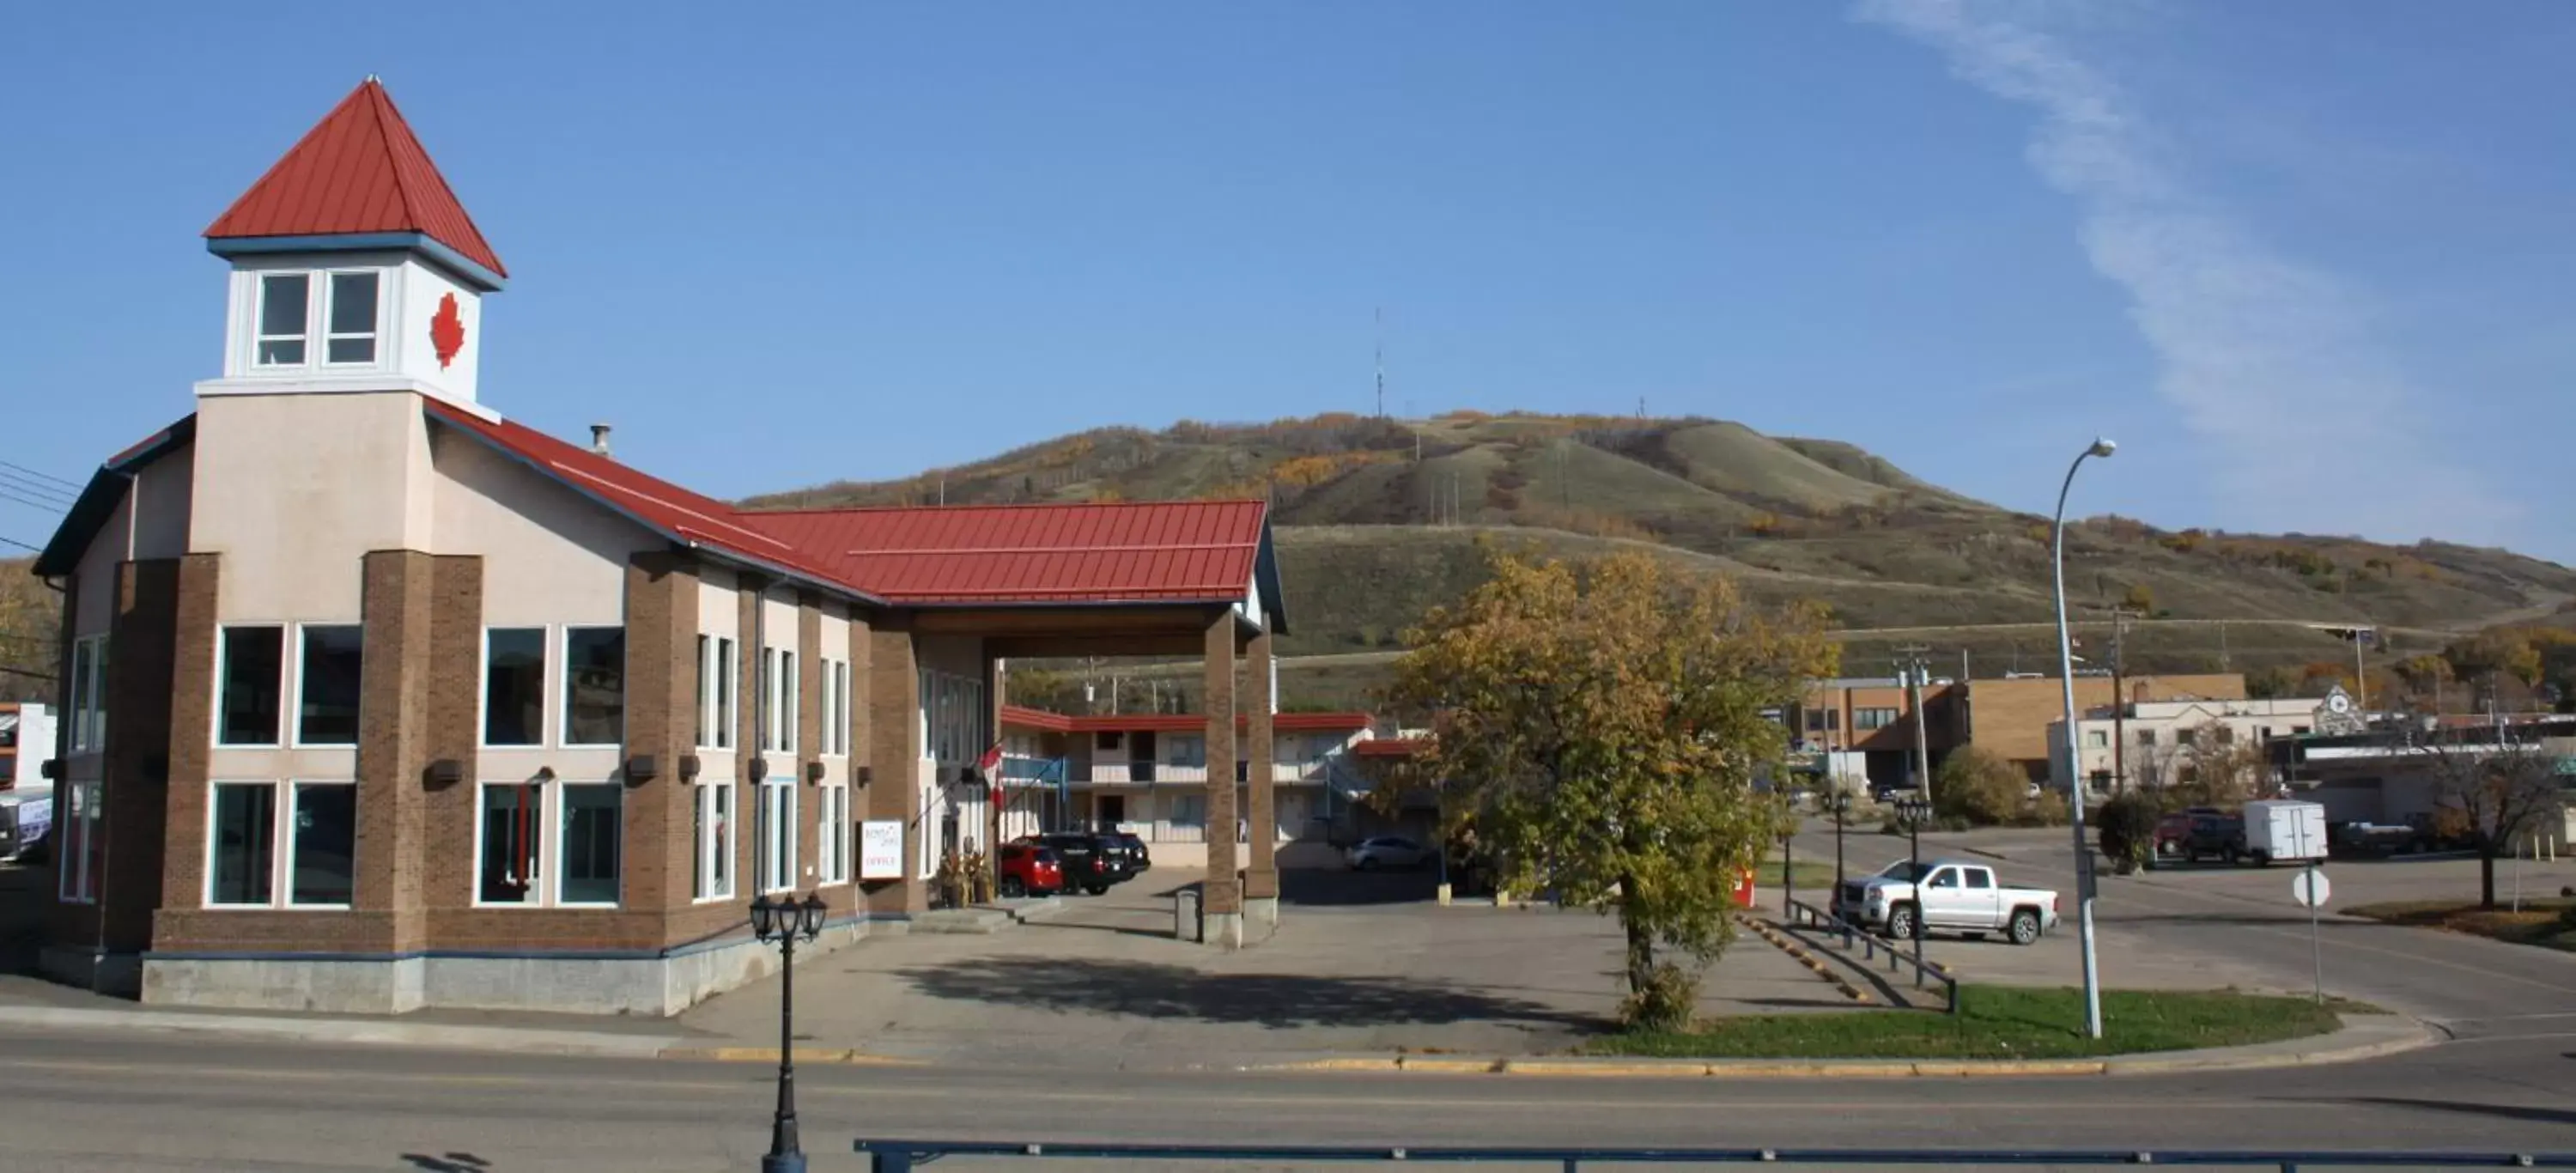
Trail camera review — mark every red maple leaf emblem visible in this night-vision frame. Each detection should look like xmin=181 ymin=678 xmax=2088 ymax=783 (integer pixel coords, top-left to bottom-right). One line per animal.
xmin=429 ymin=293 xmax=467 ymax=369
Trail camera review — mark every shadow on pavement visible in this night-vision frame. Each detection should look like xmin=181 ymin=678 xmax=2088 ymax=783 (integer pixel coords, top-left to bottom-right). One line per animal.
xmin=1279 ymin=868 xmax=1439 ymax=907
xmin=2313 ymin=1097 xmax=2576 ymax=1127
xmin=891 ymin=955 xmax=1603 ymax=1030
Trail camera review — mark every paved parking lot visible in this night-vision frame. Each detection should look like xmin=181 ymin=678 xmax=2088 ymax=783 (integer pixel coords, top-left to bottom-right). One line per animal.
xmin=678 ymin=865 xmax=1856 ymax=1066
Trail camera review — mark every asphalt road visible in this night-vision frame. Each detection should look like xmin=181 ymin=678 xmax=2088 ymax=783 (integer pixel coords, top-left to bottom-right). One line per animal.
xmin=0 ymin=1024 xmax=2569 ymax=1171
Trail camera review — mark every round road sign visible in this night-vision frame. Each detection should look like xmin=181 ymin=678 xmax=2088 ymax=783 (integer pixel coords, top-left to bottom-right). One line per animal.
xmin=2293 ymin=869 xmax=2331 ymax=908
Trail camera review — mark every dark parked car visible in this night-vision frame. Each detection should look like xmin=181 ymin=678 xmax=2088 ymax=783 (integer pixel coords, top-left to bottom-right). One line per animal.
xmin=1106 ymin=830 xmax=1150 ymax=873
xmin=995 ymin=842 xmax=1066 ymax=898
xmin=1020 ymin=832 xmax=1133 ymax=894
xmin=2176 ymin=811 xmax=2248 ymax=864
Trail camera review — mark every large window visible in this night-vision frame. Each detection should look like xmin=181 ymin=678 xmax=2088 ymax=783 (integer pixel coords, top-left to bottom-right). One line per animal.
xmin=819 ymin=659 xmax=849 ymax=757
xmin=817 ymin=784 xmax=849 ymax=884
xmin=562 ymin=627 xmax=625 ymax=747
xmin=920 ymin=669 xmax=987 ymax=765
xmin=325 ymin=271 xmax=379 ymax=364
xmin=701 ymin=635 xmax=737 ymax=750
xmin=296 ymin=625 xmax=363 ymax=745
xmin=760 ymin=648 xmax=780 ymax=752
xmin=1854 ymin=707 xmax=1899 ymax=731
xmin=478 ymin=780 xmax=624 ymax=907
xmin=477 ymin=781 xmax=543 ymax=905
xmin=483 ymin=628 xmax=545 ymax=746
xmin=255 ymin=272 xmax=309 ymax=366
xmin=559 ymin=784 xmax=622 ymax=905
xmin=216 ymin=625 xmax=284 ymax=745
xmin=57 ymin=781 xmax=100 ymax=903
xmin=68 ymin=635 xmax=106 ymax=753
xmin=204 ymin=780 xmax=354 ymax=909
xmin=696 ymin=781 xmax=735 ymax=902
xmin=756 ymin=776 xmax=796 ymax=893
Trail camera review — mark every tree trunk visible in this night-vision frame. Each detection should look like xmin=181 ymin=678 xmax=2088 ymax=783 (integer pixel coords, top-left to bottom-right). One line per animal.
xmin=2479 ymin=848 xmax=2497 ymax=910
xmin=1620 ymin=881 xmax=1655 ymax=994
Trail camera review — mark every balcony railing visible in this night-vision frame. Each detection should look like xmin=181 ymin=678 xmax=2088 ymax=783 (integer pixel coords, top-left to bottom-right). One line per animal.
xmin=1066 ymin=761 xmax=1332 ymax=786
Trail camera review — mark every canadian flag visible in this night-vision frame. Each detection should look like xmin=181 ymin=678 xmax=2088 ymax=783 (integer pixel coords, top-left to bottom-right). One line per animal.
xmin=977 ymin=741 xmax=1004 ymax=776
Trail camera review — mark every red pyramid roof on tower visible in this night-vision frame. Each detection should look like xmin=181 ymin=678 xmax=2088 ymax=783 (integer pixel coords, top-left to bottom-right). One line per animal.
xmin=204 ymin=78 xmax=507 ymax=279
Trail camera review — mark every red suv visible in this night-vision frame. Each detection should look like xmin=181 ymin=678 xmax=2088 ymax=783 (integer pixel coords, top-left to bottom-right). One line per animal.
xmin=996 ymin=842 xmax=1066 ymax=898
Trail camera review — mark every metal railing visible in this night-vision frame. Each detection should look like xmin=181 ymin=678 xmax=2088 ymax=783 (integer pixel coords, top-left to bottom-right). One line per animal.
xmin=854 ymin=1139 xmax=2576 ymax=1172
xmin=1784 ymin=896 xmax=1959 ymax=1014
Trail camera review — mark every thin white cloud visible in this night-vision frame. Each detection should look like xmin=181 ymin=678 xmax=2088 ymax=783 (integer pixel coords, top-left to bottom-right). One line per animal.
xmin=1856 ymin=0 xmax=2512 ymax=545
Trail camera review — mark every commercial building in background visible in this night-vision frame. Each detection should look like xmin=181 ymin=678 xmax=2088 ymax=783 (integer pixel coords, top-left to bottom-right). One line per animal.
xmin=24 ymin=80 xmax=1294 ymax=1015
xmin=1961 ymin=672 xmax=2245 ymax=781
xmin=2047 ymin=695 xmax=2325 ymax=794
xmin=1787 ymin=677 xmax=1963 ymax=793
xmin=995 ymin=707 xmax=1383 ymax=867
xmin=2271 ymin=717 xmax=2576 ymax=853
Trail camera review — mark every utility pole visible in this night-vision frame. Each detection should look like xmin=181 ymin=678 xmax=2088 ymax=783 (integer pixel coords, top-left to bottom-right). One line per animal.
xmin=1375 ymin=307 xmax=1386 ymax=419
xmin=1897 ymin=645 xmax=1933 ymax=800
xmin=2110 ymin=608 xmax=2135 ymax=794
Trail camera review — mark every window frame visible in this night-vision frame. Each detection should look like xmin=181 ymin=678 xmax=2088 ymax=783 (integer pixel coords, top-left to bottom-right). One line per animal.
xmin=480 ymin=625 xmax=550 ymax=749
xmin=320 ymin=269 xmax=382 ymax=367
xmin=68 ymin=634 xmax=106 ymax=754
xmin=555 ymin=781 xmax=623 ymax=908
xmin=756 ymin=775 xmax=798 ymax=894
xmin=781 ymin=649 xmax=799 ymax=756
xmin=57 ymin=780 xmax=101 ymax=903
xmin=1853 ymin=707 xmax=1899 ymax=732
xmin=290 ymin=623 xmax=365 ymax=748
xmin=471 ymin=779 xmax=547 ymax=909
xmin=698 ymin=635 xmax=738 ymax=751
xmin=213 ymin=623 xmax=288 ymax=748
xmin=559 ymin=625 xmax=627 ymax=749
xmin=695 ymin=780 xmax=737 ymax=903
xmin=200 ymin=779 xmax=356 ymax=910
xmin=817 ymin=783 xmax=851 ymax=885
xmin=253 ymin=271 xmax=312 ymax=368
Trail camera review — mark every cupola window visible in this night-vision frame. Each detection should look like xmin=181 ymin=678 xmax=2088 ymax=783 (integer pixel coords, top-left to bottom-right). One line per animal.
xmin=325 ymin=271 xmax=380 ymax=363
xmin=255 ymin=273 xmax=310 ymax=366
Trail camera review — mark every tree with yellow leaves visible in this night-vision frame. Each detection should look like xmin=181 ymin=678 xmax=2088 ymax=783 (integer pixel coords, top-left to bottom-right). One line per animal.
xmin=1387 ymin=545 xmax=1835 ymax=1028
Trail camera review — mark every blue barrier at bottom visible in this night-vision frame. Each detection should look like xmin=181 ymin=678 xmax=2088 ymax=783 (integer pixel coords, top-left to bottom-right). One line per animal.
xmin=855 ymin=1139 xmax=2573 ymax=1173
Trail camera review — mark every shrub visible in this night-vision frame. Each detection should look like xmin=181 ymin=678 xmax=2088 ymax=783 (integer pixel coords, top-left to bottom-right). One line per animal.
xmin=2020 ymin=790 xmax=2072 ymax=828
xmin=1934 ymin=746 xmax=2026 ymax=827
xmin=2096 ymin=792 xmax=2161 ymax=869
xmin=1618 ymin=963 xmax=1699 ymax=1032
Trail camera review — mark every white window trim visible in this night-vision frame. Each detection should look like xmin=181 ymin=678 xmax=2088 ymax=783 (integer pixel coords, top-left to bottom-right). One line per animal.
xmin=756 ymin=778 xmax=799 ymax=895
xmin=559 ymin=625 xmax=626 ymax=750
xmin=697 ymin=635 xmax=738 ymax=752
xmin=761 ymin=647 xmax=781 ymax=752
xmin=201 ymin=778 xmax=356 ymax=910
xmin=781 ymin=649 xmax=799 ymax=756
xmin=480 ymin=625 xmax=550 ymax=750
xmin=319 ymin=269 xmax=384 ymax=368
xmin=816 ymin=783 xmax=852 ymax=885
xmin=253 ymin=271 xmax=313 ymax=368
xmin=212 ymin=623 xmax=288 ymax=749
xmin=68 ymin=634 xmax=106 ymax=755
xmin=289 ymin=623 xmax=363 ymax=750
xmin=471 ymin=780 xmax=545 ymax=910
xmin=695 ymin=780 xmax=738 ymax=904
xmin=554 ymin=781 xmax=624 ymax=909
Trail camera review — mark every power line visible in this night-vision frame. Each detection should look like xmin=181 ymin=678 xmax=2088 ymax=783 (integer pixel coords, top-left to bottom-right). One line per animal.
xmin=0 ymin=459 xmax=80 ymax=491
xmin=0 ymin=664 xmax=57 ymax=684
xmin=0 ymin=534 xmax=39 ymax=554
xmin=0 ymin=478 xmax=75 ymax=510
xmin=0 ymin=486 xmax=68 ymax=517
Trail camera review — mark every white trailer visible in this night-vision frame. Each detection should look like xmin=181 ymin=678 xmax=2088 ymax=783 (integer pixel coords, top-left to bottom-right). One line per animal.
xmin=2243 ymin=799 xmax=2330 ymax=866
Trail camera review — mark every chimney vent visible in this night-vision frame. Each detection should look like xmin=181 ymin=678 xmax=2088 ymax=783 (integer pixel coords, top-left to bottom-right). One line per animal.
xmin=590 ymin=423 xmax=612 ymax=456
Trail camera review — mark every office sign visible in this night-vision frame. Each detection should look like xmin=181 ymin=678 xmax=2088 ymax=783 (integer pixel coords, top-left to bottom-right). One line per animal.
xmin=860 ymin=820 xmax=905 ymax=880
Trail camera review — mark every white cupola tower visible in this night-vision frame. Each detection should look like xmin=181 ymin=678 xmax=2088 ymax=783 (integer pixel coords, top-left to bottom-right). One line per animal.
xmin=194 ymin=77 xmax=505 ymax=412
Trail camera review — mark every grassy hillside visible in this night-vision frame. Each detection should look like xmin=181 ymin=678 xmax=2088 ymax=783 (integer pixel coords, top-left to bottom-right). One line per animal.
xmin=0 ymin=557 xmax=58 ymax=704
xmin=744 ymin=410 xmax=2576 ymax=697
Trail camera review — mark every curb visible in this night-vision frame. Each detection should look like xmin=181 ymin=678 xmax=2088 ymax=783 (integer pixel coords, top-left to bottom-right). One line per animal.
xmin=657 ymin=1045 xmax=927 ymax=1066
xmin=1737 ymin=914 xmax=1871 ymax=1004
xmin=1249 ymin=1016 xmax=2437 ymax=1080
xmin=0 ymin=1005 xmax=679 ymax=1058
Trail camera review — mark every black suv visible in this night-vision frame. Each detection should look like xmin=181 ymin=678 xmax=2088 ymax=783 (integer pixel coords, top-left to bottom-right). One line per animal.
xmin=2178 ymin=811 xmax=2249 ymax=864
xmin=1021 ymin=832 xmax=1134 ymax=895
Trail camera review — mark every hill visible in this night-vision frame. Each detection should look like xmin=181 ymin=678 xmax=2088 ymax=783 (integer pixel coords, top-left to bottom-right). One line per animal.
xmin=746 ymin=410 xmax=2573 ymax=663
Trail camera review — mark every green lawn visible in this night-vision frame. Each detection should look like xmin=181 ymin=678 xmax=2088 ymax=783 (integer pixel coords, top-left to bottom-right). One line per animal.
xmin=1760 ymin=856 xmax=1843 ymax=894
xmin=1588 ymin=986 xmax=2348 ymax=1060
xmin=2345 ymin=898 xmax=2576 ymax=953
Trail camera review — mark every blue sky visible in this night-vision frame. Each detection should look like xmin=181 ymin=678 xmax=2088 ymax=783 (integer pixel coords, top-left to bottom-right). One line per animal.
xmin=3 ymin=2 xmax=2570 ymax=561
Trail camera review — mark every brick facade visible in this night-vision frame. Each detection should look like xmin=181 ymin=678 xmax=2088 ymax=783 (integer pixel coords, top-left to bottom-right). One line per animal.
xmin=1201 ymin=611 xmax=1239 ymax=916
xmin=1243 ymin=628 xmax=1277 ymax=902
xmin=1967 ymin=673 xmax=2247 ymax=775
xmin=863 ymin=617 xmax=922 ymax=917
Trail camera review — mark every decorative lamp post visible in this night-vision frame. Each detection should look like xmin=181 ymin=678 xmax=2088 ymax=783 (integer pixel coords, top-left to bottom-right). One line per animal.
xmin=751 ymin=891 xmax=828 ymax=1173
xmin=1828 ymin=792 xmax=1851 ymax=890
xmin=1895 ymin=793 xmax=1932 ymax=986
xmin=2051 ymin=437 xmax=2115 ymax=1040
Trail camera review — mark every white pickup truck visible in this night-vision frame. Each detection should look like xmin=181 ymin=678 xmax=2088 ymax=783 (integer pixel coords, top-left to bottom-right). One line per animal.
xmin=1832 ymin=858 xmax=2060 ymax=946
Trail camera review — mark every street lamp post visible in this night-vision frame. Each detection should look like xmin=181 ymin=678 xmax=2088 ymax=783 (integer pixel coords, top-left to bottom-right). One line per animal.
xmin=2052 ymin=437 xmax=2116 ymax=1040
xmin=750 ymin=892 xmax=829 ymax=1173
xmin=1828 ymin=792 xmax=1853 ymax=946
xmin=1895 ymin=793 xmax=1931 ymax=987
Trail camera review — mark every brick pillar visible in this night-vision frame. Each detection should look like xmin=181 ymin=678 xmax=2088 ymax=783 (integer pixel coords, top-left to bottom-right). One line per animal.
xmin=422 ymin=556 xmax=482 ymax=913
xmin=1244 ymin=628 xmax=1279 ymax=914
xmin=354 ymin=550 xmax=436 ymax=953
xmin=623 ymin=552 xmax=697 ymax=923
xmin=797 ymin=593 xmax=823 ymax=890
xmin=863 ymin=619 xmax=924 ymax=916
xmin=98 ymin=559 xmax=182 ymax=957
xmin=1202 ymin=611 xmax=1242 ymax=939
xmin=156 ymin=554 xmax=221 ymax=924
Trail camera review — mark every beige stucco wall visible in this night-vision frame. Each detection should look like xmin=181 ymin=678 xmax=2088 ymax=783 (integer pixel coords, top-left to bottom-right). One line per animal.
xmin=130 ymin=445 xmax=194 ymax=561
xmin=191 ymin=392 xmax=433 ymax=623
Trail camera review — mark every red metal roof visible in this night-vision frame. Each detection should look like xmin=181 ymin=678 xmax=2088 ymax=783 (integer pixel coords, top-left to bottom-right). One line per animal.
xmin=739 ymin=501 xmax=1268 ymax=607
xmin=1351 ymin=737 xmax=1425 ymax=758
xmin=205 ymin=79 xmax=507 ymax=279
xmin=999 ymin=706 xmax=1373 ymax=734
xmin=423 ymin=403 xmax=1275 ymax=614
